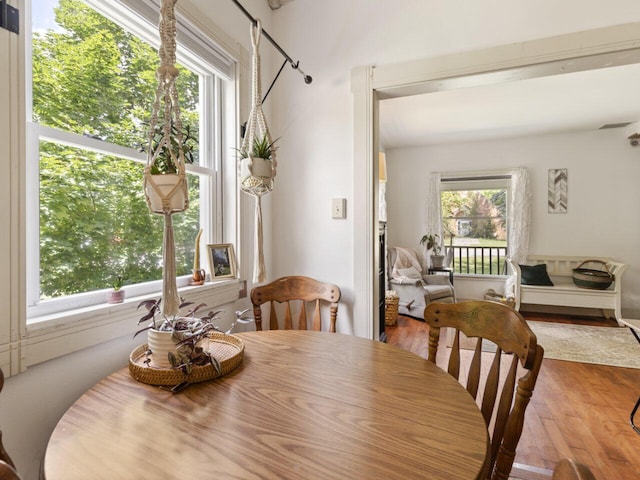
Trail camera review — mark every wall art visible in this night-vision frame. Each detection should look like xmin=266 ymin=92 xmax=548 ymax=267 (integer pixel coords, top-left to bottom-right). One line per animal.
xmin=548 ymin=168 xmax=567 ymax=214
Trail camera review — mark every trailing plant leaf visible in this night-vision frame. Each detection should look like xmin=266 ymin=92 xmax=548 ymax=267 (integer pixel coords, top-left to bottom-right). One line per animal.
xmin=183 ymin=302 xmax=207 ymax=317
xmin=210 ymin=355 xmax=222 ymax=375
xmin=168 ymin=351 xmax=179 ymax=368
xmin=133 ymin=324 xmax=153 ymax=339
xmin=135 ymin=296 xmax=226 ymax=376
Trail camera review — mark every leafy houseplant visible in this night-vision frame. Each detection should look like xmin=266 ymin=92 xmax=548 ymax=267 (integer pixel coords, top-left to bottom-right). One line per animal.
xmin=238 ymin=134 xmax=280 ymax=188
xmin=238 ymin=134 xmax=279 ymax=161
xmin=134 ymin=298 xmax=223 ymax=375
xmin=106 ymin=273 xmax=127 ymax=304
xmin=144 ymin=122 xmax=198 ymax=213
xmin=420 ymin=233 xmax=442 ymax=255
xmin=420 ymin=233 xmax=445 ymax=268
xmin=112 ymin=273 xmax=126 ymax=291
xmin=148 ymin=122 xmax=198 ymax=175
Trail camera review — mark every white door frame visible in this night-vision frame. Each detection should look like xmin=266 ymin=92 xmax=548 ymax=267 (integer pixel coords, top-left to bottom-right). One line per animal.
xmin=351 ymin=22 xmax=640 ymax=339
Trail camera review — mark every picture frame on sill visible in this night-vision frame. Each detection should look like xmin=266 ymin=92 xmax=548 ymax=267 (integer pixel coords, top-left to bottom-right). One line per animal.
xmin=207 ymin=243 xmax=237 ymax=279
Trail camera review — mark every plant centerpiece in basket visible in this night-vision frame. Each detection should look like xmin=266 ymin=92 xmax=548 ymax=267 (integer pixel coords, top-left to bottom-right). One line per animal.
xmin=130 ymin=0 xmax=244 ymax=391
xmin=134 ymin=298 xmax=222 ymax=374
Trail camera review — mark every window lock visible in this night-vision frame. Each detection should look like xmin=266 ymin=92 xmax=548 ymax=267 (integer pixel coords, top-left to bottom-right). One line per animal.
xmin=0 ymin=0 xmax=19 ymax=35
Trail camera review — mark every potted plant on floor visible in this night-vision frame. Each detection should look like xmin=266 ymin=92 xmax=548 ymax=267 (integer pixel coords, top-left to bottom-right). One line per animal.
xmin=420 ymin=233 xmax=445 ymax=268
xmin=144 ymin=122 xmax=198 ymax=213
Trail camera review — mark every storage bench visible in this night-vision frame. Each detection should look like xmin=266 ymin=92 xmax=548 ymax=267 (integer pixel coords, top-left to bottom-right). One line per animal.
xmin=506 ymin=255 xmax=626 ymax=325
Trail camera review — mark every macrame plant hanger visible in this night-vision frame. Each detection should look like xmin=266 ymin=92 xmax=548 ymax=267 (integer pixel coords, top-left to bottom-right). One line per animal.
xmin=240 ymin=20 xmax=276 ymax=283
xmin=143 ymin=0 xmax=188 ymax=317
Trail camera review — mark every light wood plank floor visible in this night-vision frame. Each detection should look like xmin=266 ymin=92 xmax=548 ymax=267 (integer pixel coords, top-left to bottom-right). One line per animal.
xmin=385 ymin=313 xmax=640 ymax=480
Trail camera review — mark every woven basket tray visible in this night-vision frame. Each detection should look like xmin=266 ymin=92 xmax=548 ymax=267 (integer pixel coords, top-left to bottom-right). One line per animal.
xmin=129 ymin=332 xmax=244 ymax=386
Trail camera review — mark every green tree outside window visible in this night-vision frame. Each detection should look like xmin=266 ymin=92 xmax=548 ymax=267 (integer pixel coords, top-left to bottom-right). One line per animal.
xmin=33 ymin=0 xmax=201 ymax=298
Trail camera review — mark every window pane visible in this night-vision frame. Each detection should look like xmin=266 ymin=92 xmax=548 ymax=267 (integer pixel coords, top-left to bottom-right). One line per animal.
xmin=31 ymin=0 xmax=200 ymax=165
xmin=441 ymin=189 xmax=507 ymax=275
xmin=39 ymin=140 xmax=200 ymax=299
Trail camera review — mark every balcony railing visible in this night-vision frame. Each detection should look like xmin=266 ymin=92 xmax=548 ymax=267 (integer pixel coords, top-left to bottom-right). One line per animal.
xmin=449 ymin=246 xmax=508 ymax=275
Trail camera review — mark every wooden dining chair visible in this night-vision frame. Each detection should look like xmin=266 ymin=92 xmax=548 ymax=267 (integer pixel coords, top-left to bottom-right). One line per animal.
xmin=424 ymin=300 xmax=544 ymax=480
xmin=552 ymin=458 xmax=596 ymax=480
xmin=250 ymin=276 xmax=341 ymax=332
xmin=0 ymin=461 xmax=19 ymax=480
xmin=0 ymin=370 xmax=18 ymax=480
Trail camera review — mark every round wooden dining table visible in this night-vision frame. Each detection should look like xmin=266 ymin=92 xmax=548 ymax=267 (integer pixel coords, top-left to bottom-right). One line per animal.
xmin=43 ymin=330 xmax=489 ymax=480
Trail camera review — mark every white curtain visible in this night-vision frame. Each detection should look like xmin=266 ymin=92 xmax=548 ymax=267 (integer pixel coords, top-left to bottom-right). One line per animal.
xmin=424 ymin=172 xmax=443 ymax=269
xmin=508 ymin=167 xmax=531 ymax=264
xmin=425 ymin=172 xmax=443 ymax=238
xmin=379 ymin=181 xmax=387 ymax=222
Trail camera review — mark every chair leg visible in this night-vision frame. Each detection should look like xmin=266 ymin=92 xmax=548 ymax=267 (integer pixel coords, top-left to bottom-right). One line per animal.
xmin=631 ymin=397 xmax=640 ymax=435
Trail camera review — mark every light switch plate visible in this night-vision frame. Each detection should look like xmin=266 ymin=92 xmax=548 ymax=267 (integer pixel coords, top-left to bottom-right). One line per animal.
xmin=332 ymin=198 xmax=346 ymax=219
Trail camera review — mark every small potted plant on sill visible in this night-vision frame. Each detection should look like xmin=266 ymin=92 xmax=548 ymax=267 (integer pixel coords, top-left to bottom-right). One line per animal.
xmin=238 ymin=134 xmax=279 ymax=192
xmin=144 ymin=122 xmax=198 ymax=213
xmin=106 ymin=273 xmax=127 ymax=304
xmin=134 ymin=298 xmax=224 ymax=373
xmin=420 ymin=233 xmax=445 ymax=268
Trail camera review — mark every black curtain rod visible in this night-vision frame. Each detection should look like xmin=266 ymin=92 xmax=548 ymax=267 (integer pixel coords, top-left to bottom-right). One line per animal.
xmin=231 ymin=0 xmax=312 ymax=87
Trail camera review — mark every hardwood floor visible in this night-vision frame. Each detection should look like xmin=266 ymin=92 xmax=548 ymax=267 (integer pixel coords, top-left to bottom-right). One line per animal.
xmin=385 ymin=313 xmax=640 ymax=480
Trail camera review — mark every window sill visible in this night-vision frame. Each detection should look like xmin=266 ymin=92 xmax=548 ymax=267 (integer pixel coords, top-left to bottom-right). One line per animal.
xmin=24 ymin=279 xmax=243 ymax=368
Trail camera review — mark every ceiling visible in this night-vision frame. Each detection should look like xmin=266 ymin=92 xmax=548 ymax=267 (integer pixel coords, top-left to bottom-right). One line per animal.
xmin=379 ymin=61 xmax=640 ymax=149
xmin=262 ymin=4 xmax=640 ymax=149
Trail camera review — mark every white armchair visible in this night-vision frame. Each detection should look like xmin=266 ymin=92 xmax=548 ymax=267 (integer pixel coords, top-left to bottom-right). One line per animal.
xmin=387 ymin=246 xmax=456 ymax=318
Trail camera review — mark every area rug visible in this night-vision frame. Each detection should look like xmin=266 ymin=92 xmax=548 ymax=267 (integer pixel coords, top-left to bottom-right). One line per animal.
xmin=527 ymin=321 xmax=640 ymax=369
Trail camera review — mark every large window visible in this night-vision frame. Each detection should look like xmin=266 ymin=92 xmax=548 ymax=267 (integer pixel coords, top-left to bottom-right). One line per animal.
xmin=27 ymin=0 xmax=231 ymax=318
xmin=440 ymin=175 xmax=510 ymax=275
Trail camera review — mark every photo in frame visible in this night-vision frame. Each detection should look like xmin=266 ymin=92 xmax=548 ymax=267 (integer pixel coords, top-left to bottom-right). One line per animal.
xmin=207 ymin=243 xmax=237 ymax=279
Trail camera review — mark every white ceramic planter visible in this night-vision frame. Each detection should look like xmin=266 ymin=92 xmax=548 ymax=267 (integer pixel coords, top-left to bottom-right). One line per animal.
xmin=145 ymin=173 xmax=188 ymax=213
xmin=240 ymin=157 xmax=274 ymax=179
xmin=240 ymin=157 xmax=275 ymax=195
xmin=430 ymin=255 xmax=445 ymax=268
xmin=147 ymin=329 xmax=177 ymax=369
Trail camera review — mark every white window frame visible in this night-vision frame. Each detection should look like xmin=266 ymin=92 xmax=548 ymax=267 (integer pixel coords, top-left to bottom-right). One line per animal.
xmin=13 ymin=0 xmax=243 ymax=371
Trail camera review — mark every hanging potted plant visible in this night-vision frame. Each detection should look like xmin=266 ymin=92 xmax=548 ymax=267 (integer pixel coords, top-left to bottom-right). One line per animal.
xmin=420 ymin=233 xmax=445 ymax=268
xmin=129 ymin=0 xmax=244 ymax=392
xmin=238 ymin=134 xmax=279 ymax=193
xmin=144 ymin=122 xmax=197 ymax=213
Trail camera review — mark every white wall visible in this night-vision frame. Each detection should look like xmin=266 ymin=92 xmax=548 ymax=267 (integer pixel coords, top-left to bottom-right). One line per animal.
xmin=268 ymin=0 xmax=640 ymax=334
xmin=0 ymin=1 xmax=272 ymax=479
xmin=386 ymin=129 xmax=640 ymax=315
